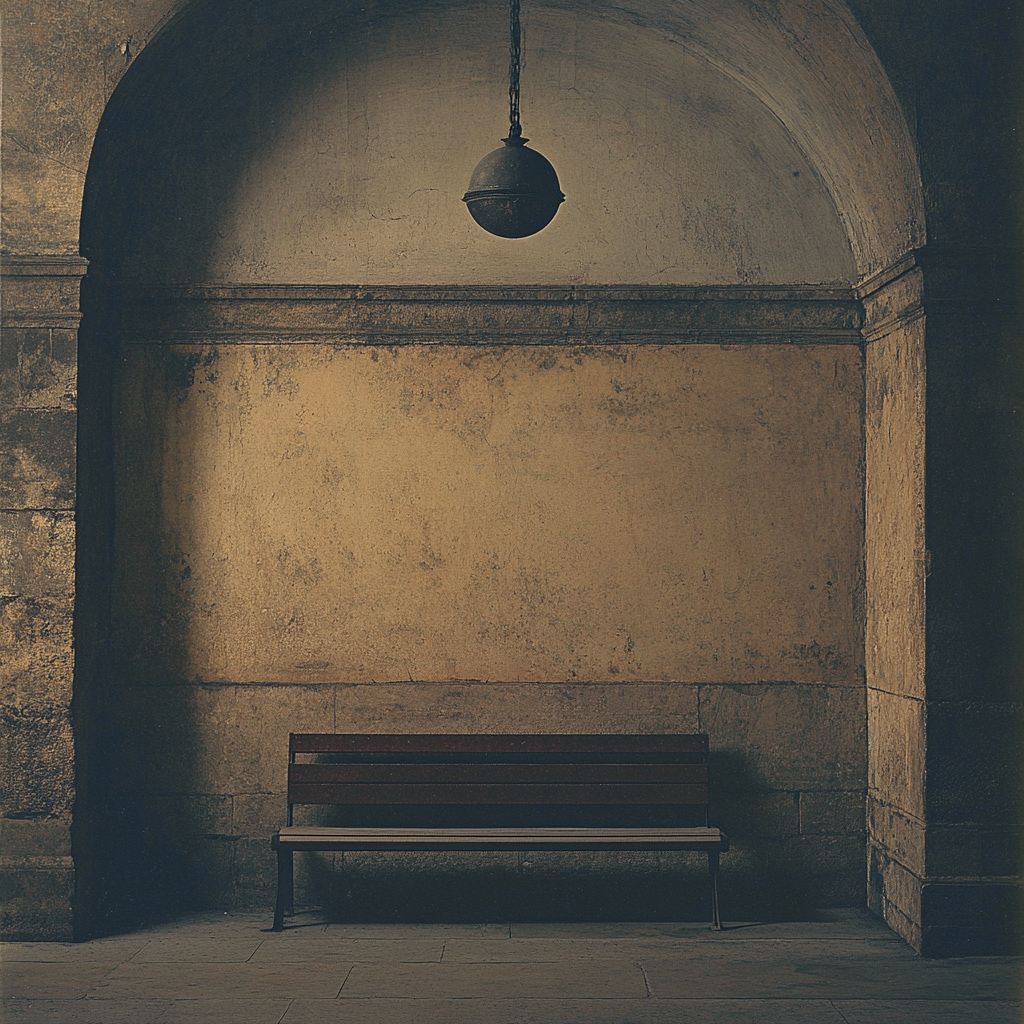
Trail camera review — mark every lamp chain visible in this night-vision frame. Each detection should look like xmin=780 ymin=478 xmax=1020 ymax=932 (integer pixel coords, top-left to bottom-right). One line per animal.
xmin=508 ymin=0 xmax=522 ymax=139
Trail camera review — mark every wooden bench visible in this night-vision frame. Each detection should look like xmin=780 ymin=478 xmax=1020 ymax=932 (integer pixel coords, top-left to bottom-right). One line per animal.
xmin=272 ymin=733 xmax=728 ymax=931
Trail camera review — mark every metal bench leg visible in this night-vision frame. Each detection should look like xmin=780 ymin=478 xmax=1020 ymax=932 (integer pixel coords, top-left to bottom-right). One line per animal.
xmin=708 ymin=850 xmax=722 ymax=931
xmin=273 ymin=845 xmax=293 ymax=931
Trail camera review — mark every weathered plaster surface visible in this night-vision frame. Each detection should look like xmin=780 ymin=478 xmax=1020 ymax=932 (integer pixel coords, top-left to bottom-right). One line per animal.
xmin=113 ymin=7 xmax=854 ymax=286
xmin=113 ymin=341 xmax=864 ymax=685
xmin=76 ymin=1 xmax=920 ymax=282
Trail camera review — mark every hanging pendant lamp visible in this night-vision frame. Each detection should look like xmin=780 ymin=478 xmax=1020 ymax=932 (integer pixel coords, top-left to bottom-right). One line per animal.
xmin=462 ymin=0 xmax=564 ymax=238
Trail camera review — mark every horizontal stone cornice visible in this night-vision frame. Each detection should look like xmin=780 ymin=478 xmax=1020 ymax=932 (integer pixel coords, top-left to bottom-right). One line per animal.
xmin=1 ymin=255 xmax=89 ymax=328
xmin=858 ymin=244 xmax=1023 ymax=343
xmin=118 ymin=283 xmax=864 ymax=346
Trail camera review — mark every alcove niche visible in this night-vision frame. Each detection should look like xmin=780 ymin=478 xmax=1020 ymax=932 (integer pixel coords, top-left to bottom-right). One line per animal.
xmin=76 ymin=0 xmax=922 ymax=927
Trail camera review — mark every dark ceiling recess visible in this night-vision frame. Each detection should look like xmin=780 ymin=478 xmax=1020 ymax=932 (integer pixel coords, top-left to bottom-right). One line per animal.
xmin=462 ymin=0 xmax=564 ymax=238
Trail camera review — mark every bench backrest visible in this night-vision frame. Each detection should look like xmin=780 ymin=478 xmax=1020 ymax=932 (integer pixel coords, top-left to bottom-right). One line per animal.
xmin=286 ymin=734 xmax=711 ymax=826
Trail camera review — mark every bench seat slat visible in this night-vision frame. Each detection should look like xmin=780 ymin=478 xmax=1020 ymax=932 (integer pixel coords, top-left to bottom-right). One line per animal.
xmin=290 ymin=763 xmax=708 ymax=785
xmin=276 ymin=825 xmax=728 ymax=851
xmin=288 ymin=782 xmax=710 ymax=805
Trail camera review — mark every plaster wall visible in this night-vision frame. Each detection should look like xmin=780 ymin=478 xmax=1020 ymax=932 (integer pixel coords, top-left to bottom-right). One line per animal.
xmin=115 ymin=342 xmax=863 ymax=684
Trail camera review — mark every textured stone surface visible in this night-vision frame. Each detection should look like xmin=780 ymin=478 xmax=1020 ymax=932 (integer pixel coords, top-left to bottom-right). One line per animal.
xmin=0 ymin=513 xmax=75 ymax=599
xmin=926 ymin=826 xmax=1021 ymax=880
xmin=867 ymin=795 xmax=925 ymax=877
xmin=0 ymin=410 xmax=76 ymax=509
xmin=923 ymin=307 xmax=1024 ymax=704
xmin=867 ymin=687 xmax=924 ymax=820
xmin=800 ymin=791 xmax=866 ymax=836
xmin=76 ymin=2 xmax=926 ymax=285
xmin=0 ymin=861 xmax=75 ymax=941
xmin=919 ymin=882 xmax=1023 ymax=957
xmin=700 ymin=684 xmax=867 ymax=791
xmin=925 ymin=701 xmax=1021 ymax=826
xmin=0 ymin=699 xmax=74 ymax=818
xmin=868 ymin=839 xmax=922 ymax=950
xmin=864 ymin=300 xmax=925 ymax=701
xmin=16 ymin=329 xmax=78 ymax=409
xmin=0 ymin=597 xmax=74 ymax=704
xmin=332 ymin=681 xmax=700 ymax=737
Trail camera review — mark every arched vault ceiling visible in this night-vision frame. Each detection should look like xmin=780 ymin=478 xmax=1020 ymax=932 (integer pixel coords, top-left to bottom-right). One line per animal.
xmin=86 ymin=0 xmax=923 ymax=282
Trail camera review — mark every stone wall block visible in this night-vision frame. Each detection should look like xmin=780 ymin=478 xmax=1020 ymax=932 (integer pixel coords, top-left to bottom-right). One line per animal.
xmin=0 ymin=705 xmax=74 ymax=818
xmin=153 ymin=794 xmax=234 ymax=837
xmin=0 ymin=328 xmax=25 ymax=406
xmin=866 ymin=687 xmax=924 ymax=819
xmin=18 ymin=329 xmax=78 ymax=409
xmin=0 ymin=272 xmax=84 ymax=322
xmin=700 ymin=683 xmax=867 ymax=791
xmin=0 ymin=817 xmax=71 ymax=861
xmin=926 ymin=825 xmax=1022 ymax=879
xmin=0 ymin=512 xmax=75 ymax=599
xmin=925 ymin=701 xmax=1021 ymax=824
xmin=0 ymin=409 xmax=76 ymax=509
xmin=868 ymin=839 xmax=922 ymax=950
xmin=710 ymin=789 xmax=800 ymax=840
xmin=0 ymin=596 xmax=74 ymax=704
xmin=166 ymin=835 xmax=237 ymax=911
xmin=867 ymin=793 xmax=925 ymax=875
xmin=864 ymin=316 xmax=926 ymax=700
xmin=231 ymin=836 xmax=277 ymax=907
xmin=0 ymin=860 xmax=75 ymax=941
xmin=919 ymin=882 xmax=1022 ymax=957
xmin=800 ymin=790 xmax=865 ymax=835
xmin=232 ymin=793 xmax=283 ymax=839
xmin=714 ymin=834 xmax=866 ymax=911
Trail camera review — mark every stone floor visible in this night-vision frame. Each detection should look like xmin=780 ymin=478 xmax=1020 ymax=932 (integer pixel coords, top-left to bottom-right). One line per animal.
xmin=1 ymin=908 xmax=1020 ymax=1023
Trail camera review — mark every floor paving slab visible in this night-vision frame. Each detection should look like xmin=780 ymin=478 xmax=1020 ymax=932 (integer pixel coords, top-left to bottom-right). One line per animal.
xmin=831 ymin=1000 xmax=1022 ymax=1024
xmin=339 ymin=959 xmax=649 ymax=998
xmin=0 ymin=998 xmax=173 ymax=1023
xmin=0 ymin=938 xmax=150 ymax=962
xmin=156 ymin=997 xmax=294 ymax=1022
xmin=512 ymin=912 xmax=897 ymax=941
xmin=441 ymin=936 xmax=911 ymax=962
xmin=0 ymin=963 xmax=120 ymax=1000
xmin=280 ymin=996 xmax=849 ymax=1023
xmin=85 ymin=961 xmax=352 ymax=1000
xmin=252 ymin=938 xmax=443 ymax=962
xmin=323 ymin=922 xmax=510 ymax=938
xmin=641 ymin=955 xmax=1021 ymax=1001
xmin=128 ymin=936 xmax=265 ymax=962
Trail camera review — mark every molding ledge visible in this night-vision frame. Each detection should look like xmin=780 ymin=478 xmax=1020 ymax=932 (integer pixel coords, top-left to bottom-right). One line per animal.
xmin=1 ymin=254 xmax=90 ymax=277
xmin=1 ymin=255 xmax=89 ymax=329
xmin=858 ymin=245 xmax=1023 ymax=343
xmin=119 ymin=283 xmax=864 ymax=346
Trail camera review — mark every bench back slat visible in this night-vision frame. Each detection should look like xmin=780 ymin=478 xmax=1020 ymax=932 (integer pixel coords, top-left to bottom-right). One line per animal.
xmin=290 ymin=763 xmax=707 ymax=785
xmin=291 ymin=733 xmax=707 ymax=756
xmin=289 ymin=782 xmax=711 ymax=806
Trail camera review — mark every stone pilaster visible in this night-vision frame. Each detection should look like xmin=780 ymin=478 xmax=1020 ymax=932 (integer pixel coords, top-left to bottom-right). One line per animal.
xmin=0 ymin=254 xmax=86 ymax=940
